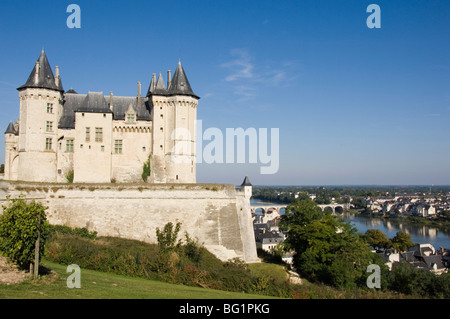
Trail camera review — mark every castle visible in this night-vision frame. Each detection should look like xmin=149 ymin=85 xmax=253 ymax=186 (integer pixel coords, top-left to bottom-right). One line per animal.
xmin=4 ymin=49 xmax=199 ymax=184
xmin=1 ymin=50 xmax=259 ymax=263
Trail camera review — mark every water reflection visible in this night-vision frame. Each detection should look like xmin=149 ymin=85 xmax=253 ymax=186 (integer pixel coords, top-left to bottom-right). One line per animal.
xmin=250 ymin=199 xmax=450 ymax=249
xmin=343 ymin=213 xmax=450 ymax=249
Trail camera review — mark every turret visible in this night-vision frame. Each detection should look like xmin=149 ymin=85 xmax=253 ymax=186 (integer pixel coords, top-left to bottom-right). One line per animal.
xmin=241 ymin=176 xmax=253 ymax=199
xmin=14 ymin=49 xmax=64 ymax=182
xmin=147 ymin=60 xmax=199 ymax=183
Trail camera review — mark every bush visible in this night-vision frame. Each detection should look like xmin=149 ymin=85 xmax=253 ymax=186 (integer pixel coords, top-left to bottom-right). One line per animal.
xmin=44 ymin=224 xmax=292 ymax=298
xmin=0 ymin=196 xmax=49 ymax=270
xmin=388 ymin=262 xmax=450 ymax=298
xmin=141 ymin=156 xmax=150 ymax=182
xmin=66 ymin=170 xmax=74 ymax=183
xmin=48 ymin=225 xmax=97 ymax=240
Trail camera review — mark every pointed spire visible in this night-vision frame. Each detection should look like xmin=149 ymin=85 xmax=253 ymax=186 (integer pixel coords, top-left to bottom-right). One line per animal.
xmin=241 ymin=176 xmax=252 ymax=187
xmin=4 ymin=121 xmax=17 ymax=135
xmin=148 ymin=72 xmax=168 ymax=96
xmin=155 ymin=72 xmax=166 ymax=89
xmin=18 ymin=49 xmax=64 ymax=92
xmin=147 ymin=73 xmax=156 ymax=96
xmin=168 ymin=60 xmax=198 ymax=98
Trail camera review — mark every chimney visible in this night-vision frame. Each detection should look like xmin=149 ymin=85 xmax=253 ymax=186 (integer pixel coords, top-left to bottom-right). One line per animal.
xmin=34 ymin=62 xmax=40 ymax=83
xmin=167 ymin=70 xmax=171 ymax=88
xmin=55 ymin=66 xmax=60 ymax=86
xmin=137 ymin=82 xmax=141 ymax=108
xmin=109 ymin=91 xmax=113 ymax=111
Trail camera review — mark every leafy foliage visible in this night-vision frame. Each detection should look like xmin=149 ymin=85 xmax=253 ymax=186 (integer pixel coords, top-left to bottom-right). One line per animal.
xmin=0 ymin=196 xmax=49 ymax=270
xmin=388 ymin=263 xmax=450 ymax=298
xmin=281 ymin=197 xmax=388 ymax=289
xmin=141 ymin=156 xmax=151 ymax=182
xmin=391 ymin=231 xmax=414 ymax=252
xmin=156 ymin=222 xmax=182 ymax=253
xmin=363 ymin=229 xmax=392 ymax=250
xmin=66 ymin=170 xmax=74 ymax=183
xmin=45 ymin=223 xmax=292 ymax=297
xmin=48 ymin=224 xmax=97 ymax=240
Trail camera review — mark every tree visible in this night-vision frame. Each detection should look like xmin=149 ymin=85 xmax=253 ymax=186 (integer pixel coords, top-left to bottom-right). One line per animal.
xmin=0 ymin=196 xmax=49 ymax=271
xmin=281 ymin=198 xmax=386 ymax=289
xmin=283 ymin=198 xmax=324 ymax=227
xmin=363 ymin=229 xmax=392 ymax=250
xmin=391 ymin=231 xmax=414 ymax=252
xmin=156 ymin=222 xmax=182 ymax=253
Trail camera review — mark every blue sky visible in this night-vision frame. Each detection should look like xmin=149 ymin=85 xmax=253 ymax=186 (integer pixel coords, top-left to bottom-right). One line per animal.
xmin=0 ymin=0 xmax=449 ymax=186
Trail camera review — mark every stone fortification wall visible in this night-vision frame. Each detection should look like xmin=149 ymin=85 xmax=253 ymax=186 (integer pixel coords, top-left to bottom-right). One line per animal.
xmin=0 ymin=181 xmax=259 ymax=263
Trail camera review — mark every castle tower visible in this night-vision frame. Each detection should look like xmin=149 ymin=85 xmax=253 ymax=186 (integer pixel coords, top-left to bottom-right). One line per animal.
xmin=147 ymin=61 xmax=199 ymax=183
xmin=4 ymin=122 xmax=19 ymax=180
xmin=241 ymin=176 xmax=253 ymax=199
xmin=15 ymin=49 xmax=64 ymax=182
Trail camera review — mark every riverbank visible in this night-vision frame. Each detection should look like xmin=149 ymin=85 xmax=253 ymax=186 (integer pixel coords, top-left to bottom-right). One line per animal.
xmin=354 ymin=210 xmax=450 ymax=231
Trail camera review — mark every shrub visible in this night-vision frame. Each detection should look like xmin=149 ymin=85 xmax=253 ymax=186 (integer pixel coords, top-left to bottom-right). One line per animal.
xmin=141 ymin=156 xmax=150 ymax=182
xmin=0 ymin=196 xmax=49 ymax=270
xmin=48 ymin=224 xmax=97 ymax=240
xmin=66 ymin=170 xmax=74 ymax=183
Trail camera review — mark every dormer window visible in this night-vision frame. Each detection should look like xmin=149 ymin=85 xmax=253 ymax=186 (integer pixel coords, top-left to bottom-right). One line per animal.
xmin=126 ymin=113 xmax=135 ymax=123
xmin=125 ymin=103 xmax=136 ymax=124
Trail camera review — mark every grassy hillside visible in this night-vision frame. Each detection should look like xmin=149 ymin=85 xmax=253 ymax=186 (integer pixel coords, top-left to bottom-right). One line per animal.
xmin=0 ymin=260 xmax=280 ymax=299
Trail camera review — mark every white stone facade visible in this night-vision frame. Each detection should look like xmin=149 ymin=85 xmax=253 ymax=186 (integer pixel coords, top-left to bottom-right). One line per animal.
xmin=4 ymin=50 xmax=199 ymax=184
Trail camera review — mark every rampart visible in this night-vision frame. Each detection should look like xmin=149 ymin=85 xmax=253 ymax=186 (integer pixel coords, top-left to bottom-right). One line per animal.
xmin=0 ymin=181 xmax=259 ymax=263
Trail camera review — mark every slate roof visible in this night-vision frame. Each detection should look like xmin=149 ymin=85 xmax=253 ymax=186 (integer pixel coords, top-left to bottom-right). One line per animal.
xmin=17 ymin=49 xmax=64 ymax=92
xmin=59 ymin=92 xmax=151 ymax=129
xmin=4 ymin=122 xmax=17 ymax=135
xmin=147 ymin=61 xmax=199 ymax=99
xmin=241 ymin=176 xmax=252 ymax=187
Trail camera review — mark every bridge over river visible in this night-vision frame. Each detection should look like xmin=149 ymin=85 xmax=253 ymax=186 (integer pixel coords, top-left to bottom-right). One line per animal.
xmin=251 ymin=202 xmax=351 ymax=214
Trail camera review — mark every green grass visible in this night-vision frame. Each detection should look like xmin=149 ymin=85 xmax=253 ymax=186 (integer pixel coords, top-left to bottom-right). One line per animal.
xmin=0 ymin=260 xmax=282 ymax=299
xmin=247 ymin=263 xmax=288 ymax=282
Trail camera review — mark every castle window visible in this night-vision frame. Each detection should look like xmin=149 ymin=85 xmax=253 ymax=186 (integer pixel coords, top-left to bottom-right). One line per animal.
xmin=46 ymin=103 xmax=53 ymax=113
xmin=114 ymin=140 xmax=123 ymax=154
xmin=101 ymin=145 xmax=105 ymax=152
xmin=95 ymin=127 xmax=103 ymax=142
xmin=45 ymin=138 xmax=52 ymax=150
xmin=142 ymin=146 xmax=146 ymax=152
xmin=127 ymin=114 xmax=135 ymax=123
xmin=85 ymin=127 xmax=90 ymax=142
xmin=66 ymin=139 xmax=74 ymax=152
xmin=46 ymin=121 xmax=53 ymax=132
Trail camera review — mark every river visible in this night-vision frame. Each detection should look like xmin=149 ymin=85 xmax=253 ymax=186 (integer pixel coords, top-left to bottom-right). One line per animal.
xmin=250 ymin=199 xmax=450 ymax=249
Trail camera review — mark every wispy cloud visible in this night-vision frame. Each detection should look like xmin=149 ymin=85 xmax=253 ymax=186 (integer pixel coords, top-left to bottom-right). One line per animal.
xmin=221 ymin=49 xmax=296 ymax=101
xmin=221 ymin=49 xmax=254 ymax=82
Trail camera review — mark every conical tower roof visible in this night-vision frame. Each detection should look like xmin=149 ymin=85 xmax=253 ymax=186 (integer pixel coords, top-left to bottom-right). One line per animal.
xmin=4 ymin=121 xmax=17 ymax=135
xmin=17 ymin=49 xmax=64 ymax=92
xmin=241 ymin=176 xmax=252 ymax=187
xmin=153 ymin=72 xmax=167 ymax=95
xmin=167 ymin=61 xmax=199 ymax=99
